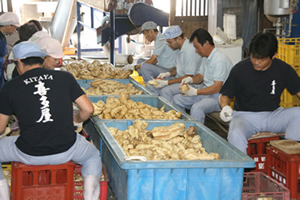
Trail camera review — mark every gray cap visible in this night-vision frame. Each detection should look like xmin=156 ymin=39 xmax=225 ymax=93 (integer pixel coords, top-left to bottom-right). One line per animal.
xmin=163 ymin=25 xmax=183 ymax=39
xmin=13 ymin=41 xmax=47 ymax=61
xmin=140 ymin=21 xmax=157 ymax=33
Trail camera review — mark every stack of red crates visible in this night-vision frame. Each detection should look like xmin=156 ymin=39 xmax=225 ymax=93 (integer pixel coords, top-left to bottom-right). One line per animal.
xmin=247 ymin=135 xmax=281 ymax=173
xmin=267 ymin=146 xmax=300 ymax=200
xmin=10 ymin=161 xmax=109 ymax=200
xmin=242 ymin=172 xmax=290 ymax=199
xmin=10 ymin=161 xmax=75 ymax=200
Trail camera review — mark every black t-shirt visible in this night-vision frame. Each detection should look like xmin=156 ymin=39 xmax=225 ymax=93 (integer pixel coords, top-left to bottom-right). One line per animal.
xmin=220 ymin=58 xmax=300 ymax=111
xmin=0 ymin=68 xmax=85 ymax=156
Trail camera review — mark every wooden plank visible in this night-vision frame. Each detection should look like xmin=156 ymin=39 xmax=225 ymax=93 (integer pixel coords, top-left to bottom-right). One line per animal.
xmin=270 ymin=140 xmax=300 ymax=154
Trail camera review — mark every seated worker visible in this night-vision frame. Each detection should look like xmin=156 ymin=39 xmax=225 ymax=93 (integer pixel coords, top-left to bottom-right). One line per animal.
xmin=29 ymin=31 xmax=64 ymax=69
xmin=0 ymin=42 xmax=102 ymax=199
xmin=219 ymin=32 xmax=300 ymax=153
xmin=28 ymin=19 xmax=44 ymax=31
xmin=0 ymin=12 xmax=20 ymax=89
xmin=6 ymin=23 xmax=40 ymax=80
xmin=151 ymin=25 xmax=202 ymax=98
xmin=122 ymin=21 xmax=177 ymax=82
xmin=172 ymin=28 xmax=232 ymax=124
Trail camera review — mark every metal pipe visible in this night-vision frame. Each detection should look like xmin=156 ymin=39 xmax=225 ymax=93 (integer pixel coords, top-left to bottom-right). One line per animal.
xmin=110 ymin=10 xmax=115 ymax=65
xmin=76 ymin=2 xmax=81 ymax=59
xmin=91 ymin=7 xmax=94 ymax=29
xmin=286 ymin=1 xmax=294 ymax=37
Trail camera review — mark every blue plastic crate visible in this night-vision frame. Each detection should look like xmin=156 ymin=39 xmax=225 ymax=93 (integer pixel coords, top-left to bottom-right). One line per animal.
xmin=77 ymin=78 xmax=153 ymax=95
xmin=88 ymin=95 xmax=193 ymax=121
xmin=93 ymin=120 xmax=255 ymax=200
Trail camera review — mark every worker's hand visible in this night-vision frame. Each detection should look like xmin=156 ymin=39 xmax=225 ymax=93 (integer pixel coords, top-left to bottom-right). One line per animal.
xmin=157 ymin=72 xmax=171 ymax=79
xmin=121 ymin=64 xmax=135 ymax=71
xmin=220 ymin=105 xmax=233 ymax=122
xmin=181 ymin=86 xmax=197 ymax=96
xmin=153 ymin=79 xmax=168 ymax=88
xmin=74 ymin=122 xmax=83 ymax=132
xmin=181 ymin=76 xmax=193 ymax=84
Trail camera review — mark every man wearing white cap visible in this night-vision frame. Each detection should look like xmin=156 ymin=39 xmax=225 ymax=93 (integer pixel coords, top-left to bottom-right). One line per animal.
xmin=151 ymin=25 xmax=202 ymax=99
xmin=0 ymin=41 xmax=102 ymax=199
xmin=29 ymin=31 xmax=64 ymax=69
xmin=0 ymin=12 xmax=20 ymax=89
xmin=122 ymin=21 xmax=177 ymax=83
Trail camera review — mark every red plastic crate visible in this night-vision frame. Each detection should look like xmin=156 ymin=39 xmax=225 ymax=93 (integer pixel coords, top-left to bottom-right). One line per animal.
xmin=73 ymin=164 xmax=109 ymax=200
xmin=242 ymin=172 xmax=290 ymax=199
xmin=11 ymin=161 xmax=75 ymax=200
xmin=267 ymin=146 xmax=300 ymax=200
xmin=247 ymin=135 xmax=281 ymax=172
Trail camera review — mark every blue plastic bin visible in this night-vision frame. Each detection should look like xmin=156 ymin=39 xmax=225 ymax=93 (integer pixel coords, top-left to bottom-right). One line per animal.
xmin=91 ymin=120 xmax=255 ymax=200
xmin=88 ymin=95 xmax=193 ymax=121
xmin=77 ymin=78 xmax=153 ymax=95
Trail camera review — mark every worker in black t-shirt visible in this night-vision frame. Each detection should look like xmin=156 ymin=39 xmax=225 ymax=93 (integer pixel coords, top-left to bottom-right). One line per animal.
xmin=219 ymin=32 xmax=300 ymax=154
xmin=0 ymin=41 xmax=101 ymax=199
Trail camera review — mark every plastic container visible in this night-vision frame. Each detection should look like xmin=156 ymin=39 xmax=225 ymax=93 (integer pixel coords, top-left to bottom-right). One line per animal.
xmin=277 ymin=38 xmax=300 ymax=108
xmin=277 ymin=38 xmax=300 ymax=66
xmin=11 ymin=161 xmax=75 ymax=200
xmin=77 ymin=78 xmax=152 ymax=95
xmin=130 ymin=71 xmax=145 ymax=86
xmin=280 ymin=87 xmax=300 ymax=108
xmin=247 ymin=135 xmax=281 ymax=172
xmin=92 ymin=120 xmax=255 ymax=200
xmin=73 ymin=164 xmax=109 ymax=200
xmin=267 ymin=146 xmax=300 ymax=200
xmin=131 ymin=75 xmax=145 ymax=86
xmin=88 ymin=95 xmax=193 ymax=121
xmin=242 ymin=172 xmax=290 ymax=199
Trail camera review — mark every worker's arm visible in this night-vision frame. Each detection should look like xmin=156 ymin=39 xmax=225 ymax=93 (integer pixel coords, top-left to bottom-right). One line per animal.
xmin=219 ymin=94 xmax=232 ymax=109
xmin=181 ymin=79 xmax=223 ymax=96
xmin=134 ymin=54 xmax=158 ymax=71
xmin=73 ymin=94 xmax=94 ymax=123
xmin=154 ymin=68 xmax=190 ymax=88
xmin=191 ymin=73 xmax=203 ymax=84
xmin=219 ymin=94 xmax=234 ymax=122
xmin=167 ymin=70 xmax=193 ymax=85
xmin=197 ymin=81 xmax=223 ymax=95
xmin=0 ymin=113 xmax=10 ymax=135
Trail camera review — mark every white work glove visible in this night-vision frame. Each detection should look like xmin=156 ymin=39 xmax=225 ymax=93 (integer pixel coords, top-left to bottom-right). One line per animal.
xmin=220 ymin=105 xmax=233 ymax=122
xmin=121 ymin=64 xmax=135 ymax=71
xmin=157 ymin=72 xmax=171 ymax=79
xmin=181 ymin=86 xmax=198 ymax=96
xmin=181 ymin=76 xmax=193 ymax=84
xmin=153 ymin=79 xmax=168 ymax=88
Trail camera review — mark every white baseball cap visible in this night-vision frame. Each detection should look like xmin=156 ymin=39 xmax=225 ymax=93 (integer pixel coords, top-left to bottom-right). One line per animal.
xmin=13 ymin=41 xmax=47 ymax=60
xmin=40 ymin=38 xmax=64 ymax=59
xmin=29 ymin=31 xmax=64 ymax=59
xmin=163 ymin=25 xmax=183 ymax=39
xmin=28 ymin=31 xmax=51 ymax=43
xmin=0 ymin=12 xmax=20 ymax=27
xmin=140 ymin=21 xmax=157 ymax=33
